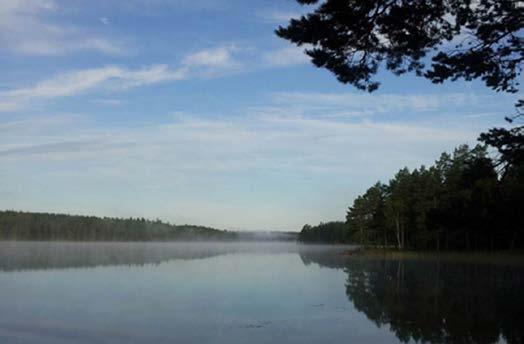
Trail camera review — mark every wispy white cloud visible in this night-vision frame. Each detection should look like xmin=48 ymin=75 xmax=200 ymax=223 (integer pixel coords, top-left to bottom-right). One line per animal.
xmin=14 ymin=38 xmax=124 ymax=56
xmin=0 ymin=102 xmax=18 ymax=112
xmin=184 ymin=44 xmax=314 ymax=72
xmin=0 ymin=65 xmax=186 ymax=111
xmin=464 ymin=112 xmax=499 ymax=119
xmin=117 ymin=64 xmax=187 ymax=88
xmin=262 ymin=46 xmax=309 ymax=67
xmin=0 ymin=106 xmax=482 ymax=229
xmin=257 ymin=9 xmax=301 ymax=23
xmin=6 ymin=66 xmax=123 ymax=99
xmin=270 ymin=91 xmax=483 ymax=116
xmin=91 ymin=98 xmax=123 ymax=106
xmin=3 ymin=73 xmax=513 ymax=229
xmin=183 ymin=45 xmax=240 ymax=68
xmin=0 ymin=43 xmax=256 ymax=111
xmin=0 ymin=0 xmax=124 ymax=55
xmin=0 ymin=139 xmax=135 ymax=158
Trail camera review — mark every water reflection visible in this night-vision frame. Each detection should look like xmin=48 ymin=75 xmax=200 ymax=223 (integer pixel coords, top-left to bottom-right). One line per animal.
xmin=0 ymin=241 xmax=352 ymax=272
xmin=299 ymin=249 xmax=524 ymax=344
xmin=0 ymin=241 xmax=230 ymax=271
xmin=2 ymin=242 xmax=523 ymax=343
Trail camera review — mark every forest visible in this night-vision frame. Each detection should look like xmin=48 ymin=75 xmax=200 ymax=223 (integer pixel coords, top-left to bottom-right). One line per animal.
xmin=289 ymin=0 xmax=523 ymax=251
xmin=299 ymin=127 xmax=524 ymax=250
xmin=0 ymin=210 xmax=236 ymax=241
xmin=298 ymin=221 xmax=348 ymax=244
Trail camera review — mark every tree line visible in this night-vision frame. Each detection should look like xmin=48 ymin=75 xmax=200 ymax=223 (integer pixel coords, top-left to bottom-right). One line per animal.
xmin=299 ymin=127 xmax=524 ymax=250
xmin=0 ymin=211 xmax=236 ymax=241
xmin=298 ymin=222 xmax=348 ymax=244
xmin=285 ymin=0 xmax=523 ymax=250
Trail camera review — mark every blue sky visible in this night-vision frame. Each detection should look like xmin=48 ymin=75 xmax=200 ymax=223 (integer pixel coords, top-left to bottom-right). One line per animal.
xmin=0 ymin=0 xmax=520 ymax=230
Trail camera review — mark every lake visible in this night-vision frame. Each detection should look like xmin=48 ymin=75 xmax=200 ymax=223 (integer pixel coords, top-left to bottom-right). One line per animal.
xmin=0 ymin=241 xmax=523 ymax=343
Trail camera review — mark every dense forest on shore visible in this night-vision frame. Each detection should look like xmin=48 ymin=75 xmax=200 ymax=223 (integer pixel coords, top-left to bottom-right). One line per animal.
xmin=285 ymin=0 xmax=523 ymax=252
xmin=298 ymin=222 xmax=347 ymax=243
xmin=0 ymin=211 xmax=236 ymax=241
xmin=299 ymin=129 xmax=524 ymax=250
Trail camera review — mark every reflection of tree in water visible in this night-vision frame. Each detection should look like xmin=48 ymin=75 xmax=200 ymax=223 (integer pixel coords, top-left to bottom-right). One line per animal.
xmin=344 ymin=258 xmax=524 ymax=344
xmin=298 ymin=246 xmax=351 ymax=270
xmin=297 ymin=249 xmax=524 ymax=343
xmin=0 ymin=242 xmax=233 ymax=271
xmin=0 ymin=242 xmax=305 ymax=272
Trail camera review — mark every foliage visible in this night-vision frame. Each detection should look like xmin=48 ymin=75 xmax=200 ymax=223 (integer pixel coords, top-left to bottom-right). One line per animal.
xmin=0 ymin=211 xmax=236 ymax=241
xmin=479 ymin=124 xmax=524 ymax=178
xmin=276 ymin=0 xmax=523 ymax=93
xmin=300 ymin=137 xmax=523 ymax=250
xmin=344 ymin=143 xmax=523 ymax=250
xmin=298 ymin=221 xmax=348 ymax=243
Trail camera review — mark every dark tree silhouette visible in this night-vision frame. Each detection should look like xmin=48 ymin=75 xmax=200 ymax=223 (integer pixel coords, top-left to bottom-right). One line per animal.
xmin=479 ymin=121 xmax=524 ymax=176
xmin=0 ymin=210 xmax=236 ymax=242
xmin=344 ymin=258 xmax=524 ymax=344
xmin=281 ymin=1 xmax=524 ymax=250
xmin=276 ymin=0 xmax=523 ymax=93
xmin=297 ymin=249 xmax=524 ymax=343
xmin=298 ymin=221 xmax=348 ymax=243
xmin=299 ymin=142 xmax=523 ymax=250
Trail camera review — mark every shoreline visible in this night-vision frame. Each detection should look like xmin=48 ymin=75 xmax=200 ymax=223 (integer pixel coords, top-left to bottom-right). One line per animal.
xmin=342 ymin=247 xmax=524 ymax=266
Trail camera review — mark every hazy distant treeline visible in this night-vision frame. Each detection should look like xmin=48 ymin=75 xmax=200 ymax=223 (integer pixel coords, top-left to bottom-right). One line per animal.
xmin=0 ymin=210 xmax=236 ymax=241
xmin=299 ymin=142 xmax=524 ymax=250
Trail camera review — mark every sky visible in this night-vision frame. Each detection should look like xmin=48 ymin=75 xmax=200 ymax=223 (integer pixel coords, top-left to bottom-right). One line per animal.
xmin=0 ymin=0 xmax=520 ymax=231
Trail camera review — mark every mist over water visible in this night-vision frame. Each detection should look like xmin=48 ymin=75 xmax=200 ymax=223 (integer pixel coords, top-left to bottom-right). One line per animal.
xmin=0 ymin=241 xmax=522 ymax=343
xmin=0 ymin=241 xmax=350 ymax=272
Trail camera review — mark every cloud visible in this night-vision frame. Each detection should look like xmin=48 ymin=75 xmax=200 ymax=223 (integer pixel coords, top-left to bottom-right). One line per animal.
xmin=0 ymin=108 xmax=482 ymax=229
xmin=184 ymin=44 xmax=313 ymax=72
xmin=122 ymin=0 xmax=226 ymax=12
xmin=3 ymin=85 xmax=513 ymax=229
xmin=0 ymin=112 xmax=478 ymax=180
xmin=0 ymin=102 xmax=18 ymax=112
xmin=0 ymin=0 xmax=124 ymax=55
xmin=183 ymin=46 xmax=237 ymax=68
xmin=269 ymin=91 xmax=482 ymax=116
xmin=0 ymin=139 xmax=135 ymax=158
xmin=7 ymin=67 xmax=123 ymax=99
xmin=0 ymin=65 xmax=186 ymax=111
xmin=181 ymin=43 xmax=311 ymax=71
xmin=117 ymin=64 xmax=187 ymax=88
xmin=14 ymin=38 xmax=124 ymax=56
xmin=0 ymin=43 xmax=254 ymax=111
xmin=91 ymin=99 xmax=123 ymax=106
xmin=181 ymin=45 xmax=245 ymax=77
xmin=0 ymin=44 xmax=251 ymax=111
xmin=257 ymin=9 xmax=301 ymax=23
xmin=263 ymin=46 xmax=309 ymax=67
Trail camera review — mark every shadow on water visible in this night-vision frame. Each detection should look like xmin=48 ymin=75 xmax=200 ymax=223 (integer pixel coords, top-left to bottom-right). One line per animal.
xmin=299 ymin=248 xmax=524 ymax=344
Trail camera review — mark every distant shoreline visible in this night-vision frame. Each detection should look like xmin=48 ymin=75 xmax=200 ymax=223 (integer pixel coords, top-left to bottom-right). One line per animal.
xmin=0 ymin=210 xmax=299 ymax=242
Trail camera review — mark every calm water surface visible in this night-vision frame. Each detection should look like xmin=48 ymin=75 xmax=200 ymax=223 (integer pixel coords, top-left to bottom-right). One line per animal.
xmin=0 ymin=241 xmax=523 ymax=343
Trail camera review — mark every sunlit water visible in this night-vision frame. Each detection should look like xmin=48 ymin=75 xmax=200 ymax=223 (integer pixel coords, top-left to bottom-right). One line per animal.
xmin=0 ymin=241 xmax=523 ymax=343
